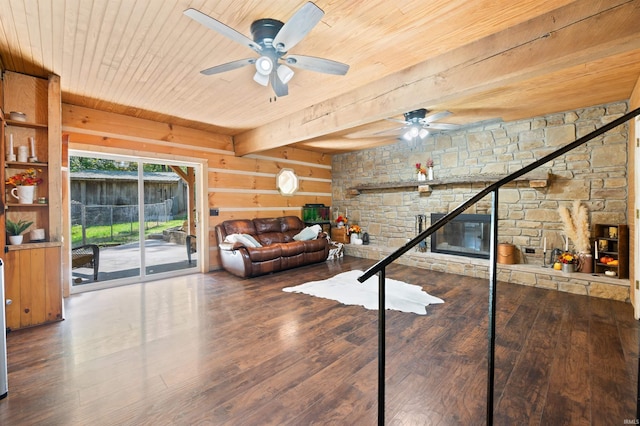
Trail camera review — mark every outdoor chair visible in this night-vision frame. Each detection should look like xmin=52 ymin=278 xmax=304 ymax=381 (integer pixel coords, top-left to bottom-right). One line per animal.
xmin=186 ymin=235 xmax=196 ymax=264
xmin=71 ymin=244 xmax=100 ymax=281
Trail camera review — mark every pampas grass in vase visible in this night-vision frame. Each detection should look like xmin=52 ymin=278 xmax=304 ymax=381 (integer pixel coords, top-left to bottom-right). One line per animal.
xmin=558 ymin=201 xmax=591 ymax=253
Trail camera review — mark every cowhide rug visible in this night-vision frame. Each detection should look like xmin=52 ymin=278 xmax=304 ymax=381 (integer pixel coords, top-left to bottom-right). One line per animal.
xmin=283 ymin=270 xmax=444 ymax=315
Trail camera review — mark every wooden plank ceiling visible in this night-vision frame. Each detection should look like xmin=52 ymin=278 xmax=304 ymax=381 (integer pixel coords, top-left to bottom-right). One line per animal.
xmin=1 ymin=0 xmax=639 ymax=155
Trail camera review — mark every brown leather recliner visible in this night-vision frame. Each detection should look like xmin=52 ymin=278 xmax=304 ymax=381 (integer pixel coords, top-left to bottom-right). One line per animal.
xmin=215 ymin=216 xmax=329 ymax=278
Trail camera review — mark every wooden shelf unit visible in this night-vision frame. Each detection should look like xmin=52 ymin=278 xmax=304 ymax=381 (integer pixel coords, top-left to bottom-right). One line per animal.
xmin=594 ymin=224 xmax=628 ymax=279
xmin=1 ymin=70 xmax=63 ymax=330
xmin=330 ymin=227 xmax=349 ymax=244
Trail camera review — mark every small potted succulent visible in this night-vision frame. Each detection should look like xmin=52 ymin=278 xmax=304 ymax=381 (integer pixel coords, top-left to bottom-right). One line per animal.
xmin=6 ymin=218 xmax=33 ymax=245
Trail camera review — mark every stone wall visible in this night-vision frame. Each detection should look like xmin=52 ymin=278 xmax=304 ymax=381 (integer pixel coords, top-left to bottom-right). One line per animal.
xmin=332 ymin=102 xmax=629 ymax=266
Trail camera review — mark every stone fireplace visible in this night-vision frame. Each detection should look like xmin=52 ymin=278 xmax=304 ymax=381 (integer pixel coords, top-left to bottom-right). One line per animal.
xmin=430 ymin=213 xmax=491 ymax=259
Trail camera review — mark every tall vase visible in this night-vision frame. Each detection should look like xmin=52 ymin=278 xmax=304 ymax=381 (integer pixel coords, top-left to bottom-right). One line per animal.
xmin=10 ymin=185 xmax=36 ymax=204
xmin=427 ymin=166 xmax=434 ymax=180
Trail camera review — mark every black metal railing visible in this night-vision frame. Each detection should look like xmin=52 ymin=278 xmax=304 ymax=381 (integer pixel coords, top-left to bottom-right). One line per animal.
xmin=358 ymin=106 xmax=640 ymax=426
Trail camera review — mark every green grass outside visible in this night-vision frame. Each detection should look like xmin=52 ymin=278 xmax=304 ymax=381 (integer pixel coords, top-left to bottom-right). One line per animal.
xmin=71 ymin=219 xmax=186 ymax=246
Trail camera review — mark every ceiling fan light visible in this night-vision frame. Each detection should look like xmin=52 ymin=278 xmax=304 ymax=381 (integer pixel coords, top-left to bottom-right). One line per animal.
xmin=255 ymin=56 xmax=273 ymax=75
xmin=253 ymin=71 xmax=270 ymax=86
xmin=277 ymin=64 xmax=294 ymax=84
xmin=402 ymin=132 xmax=413 ymax=141
xmin=409 ymin=126 xmax=420 ymax=138
xmin=418 ymin=128 xmax=429 ymax=139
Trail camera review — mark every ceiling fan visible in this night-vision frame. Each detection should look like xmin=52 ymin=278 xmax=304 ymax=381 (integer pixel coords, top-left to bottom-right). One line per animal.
xmin=183 ymin=2 xmax=349 ymax=97
xmin=376 ymin=109 xmax=461 ymax=141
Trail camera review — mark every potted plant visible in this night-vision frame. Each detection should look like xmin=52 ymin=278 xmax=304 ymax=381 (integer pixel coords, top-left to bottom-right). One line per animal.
xmin=415 ymin=163 xmax=426 ymax=181
xmin=426 ymin=158 xmax=434 ymax=180
xmin=348 ymin=224 xmax=362 ymax=244
xmin=558 ymin=201 xmax=591 ymax=273
xmin=557 ymin=251 xmax=577 ymax=273
xmin=6 ymin=218 xmax=34 ymax=245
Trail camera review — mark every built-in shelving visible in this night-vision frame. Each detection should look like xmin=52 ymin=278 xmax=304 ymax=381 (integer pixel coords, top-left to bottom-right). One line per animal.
xmin=6 ymin=160 xmax=48 ymax=167
xmin=2 ymin=70 xmax=63 ymax=330
xmin=5 ymin=241 xmax=62 ymax=251
xmin=5 ymin=119 xmax=48 ymax=129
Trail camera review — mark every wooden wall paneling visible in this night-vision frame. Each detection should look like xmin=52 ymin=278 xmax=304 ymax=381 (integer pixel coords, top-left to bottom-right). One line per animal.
xmin=48 ymin=74 xmax=62 ymax=242
xmin=63 ymin=105 xmax=333 ymax=272
xmin=208 ymin=155 xmax=332 ymax=179
xmin=63 ymin=104 xmax=233 ymax=150
xmin=209 ymin=209 xmax=304 ymax=223
xmin=70 ymin=135 xmax=233 ymax=162
xmin=29 ymin=248 xmax=47 ymax=325
xmin=207 ymin=172 xmax=330 ymax=193
xmin=3 ymin=71 xmax=48 ymax=124
xmin=298 ymin=178 xmax=332 ymax=193
xmin=207 ymin=192 xmax=331 ymax=209
xmin=45 ymin=246 xmax=63 ymax=322
xmin=208 ymin=172 xmax=276 ymax=191
xmin=18 ymin=249 xmax=32 ymax=327
xmin=62 ymin=133 xmax=71 ymax=297
xmin=4 ymin=250 xmax=21 ymax=330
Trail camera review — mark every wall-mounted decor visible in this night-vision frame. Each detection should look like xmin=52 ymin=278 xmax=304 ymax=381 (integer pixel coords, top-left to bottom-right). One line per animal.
xmin=276 ymin=168 xmax=298 ymax=196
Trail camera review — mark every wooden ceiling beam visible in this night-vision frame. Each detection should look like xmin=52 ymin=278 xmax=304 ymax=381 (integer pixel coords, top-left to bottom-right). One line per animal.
xmin=233 ymin=0 xmax=640 ymax=156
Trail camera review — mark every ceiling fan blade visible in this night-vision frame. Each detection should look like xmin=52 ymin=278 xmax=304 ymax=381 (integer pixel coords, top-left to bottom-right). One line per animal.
xmin=272 ymin=2 xmax=324 ymax=53
xmin=421 ymin=110 xmax=453 ymax=124
xmin=184 ymin=8 xmax=262 ymax=53
xmin=200 ymin=58 xmax=255 ymax=75
xmin=424 ymin=123 xmax=460 ymax=130
xmin=270 ymin=72 xmax=289 ymax=97
xmin=285 ymin=54 xmax=349 ymax=75
xmin=385 ymin=118 xmax=409 ymax=125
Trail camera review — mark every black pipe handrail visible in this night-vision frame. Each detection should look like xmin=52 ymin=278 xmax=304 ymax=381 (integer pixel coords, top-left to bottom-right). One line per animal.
xmin=358 ymin=106 xmax=640 ymax=426
xmin=358 ymin=106 xmax=640 ymax=283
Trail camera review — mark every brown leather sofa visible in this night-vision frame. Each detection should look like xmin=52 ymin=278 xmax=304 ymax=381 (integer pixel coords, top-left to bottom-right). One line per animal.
xmin=215 ymin=216 xmax=329 ymax=278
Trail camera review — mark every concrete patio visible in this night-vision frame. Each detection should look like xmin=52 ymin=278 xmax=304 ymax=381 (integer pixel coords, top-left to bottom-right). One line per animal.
xmin=72 ymin=239 xmax=197 ymax=283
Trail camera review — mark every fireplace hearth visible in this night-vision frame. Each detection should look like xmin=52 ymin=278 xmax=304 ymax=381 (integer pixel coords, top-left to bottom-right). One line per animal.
xmin=430 ymin=213 xmax=491 ymax=259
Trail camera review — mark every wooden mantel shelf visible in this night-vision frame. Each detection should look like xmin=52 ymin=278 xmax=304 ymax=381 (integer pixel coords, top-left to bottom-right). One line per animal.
xmin=348 ymin=171 xmax=550 ymax=195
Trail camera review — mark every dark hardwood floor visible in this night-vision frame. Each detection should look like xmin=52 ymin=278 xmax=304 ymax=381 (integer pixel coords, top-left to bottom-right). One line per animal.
xmin=0 ymin=256 xmax=638 ymax=425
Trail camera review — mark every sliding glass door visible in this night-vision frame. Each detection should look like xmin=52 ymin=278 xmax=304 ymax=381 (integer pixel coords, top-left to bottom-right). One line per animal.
xmin=142 ymin=161 xmax=197 ymax=277
xmin=69 ymin=153 xmax=199 ymax=290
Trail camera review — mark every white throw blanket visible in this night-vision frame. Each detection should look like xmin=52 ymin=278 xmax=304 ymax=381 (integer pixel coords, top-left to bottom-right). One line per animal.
xmin=283 ymin=270 xmax=444 ymax=315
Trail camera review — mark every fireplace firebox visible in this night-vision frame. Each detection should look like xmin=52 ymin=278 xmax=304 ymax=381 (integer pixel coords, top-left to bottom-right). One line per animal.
xmin=430 ymin=213 xmax=491 ymax=259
